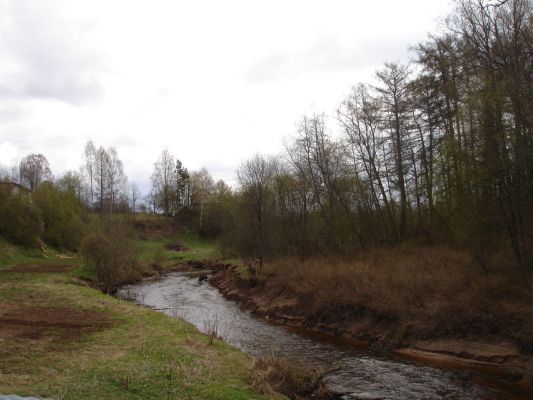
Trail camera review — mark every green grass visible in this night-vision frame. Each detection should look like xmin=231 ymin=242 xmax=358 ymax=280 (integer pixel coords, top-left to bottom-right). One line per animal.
xmin=0 ymin=238 xmax=79 ymax=269
xmin=137 ymin=231 xmax=217 ymax=268
xmin=0 ymin=248 xmax=279 ymax=400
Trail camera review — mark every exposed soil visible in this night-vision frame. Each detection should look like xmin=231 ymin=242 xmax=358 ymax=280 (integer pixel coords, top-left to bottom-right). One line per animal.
xmin=133 ymin=217 xmax=180 ymax=239
xmin=0 ymin=304 xmax=111 ymax=341
xmin=0 ymin=263 xmax=76 ymax=273
xmin=209 ymin=265 xmax=533 ymax=395
xmin=164 ymin=243 xmax=189 ymax=252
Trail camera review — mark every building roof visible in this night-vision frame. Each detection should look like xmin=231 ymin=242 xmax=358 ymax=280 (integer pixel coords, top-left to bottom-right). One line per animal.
xmin=0 ymin=181 xmax=32 ymax=192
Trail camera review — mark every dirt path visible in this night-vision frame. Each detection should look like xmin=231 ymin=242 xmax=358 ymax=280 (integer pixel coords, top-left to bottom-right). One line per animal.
xmin=0 ymin=264 xmax=76 ymax=273
xmin=0 ymin=304 xmax=111 ymax=341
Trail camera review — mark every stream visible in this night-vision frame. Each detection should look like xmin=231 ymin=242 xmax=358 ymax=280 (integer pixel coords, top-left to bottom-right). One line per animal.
xmin=117 ymin=272 xmax=517 ymax=400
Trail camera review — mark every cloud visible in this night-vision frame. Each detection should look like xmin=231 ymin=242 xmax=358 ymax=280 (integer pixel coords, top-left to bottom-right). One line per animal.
xmin=0 ymin=0 xmax=104 ymax=105
xmin=244 ymin=34 xmax=416 ymax=83
xmin=0 ymin=104 xmax=27 ymax=123
xmin=0 ymin=141 xmax=18 ymax=164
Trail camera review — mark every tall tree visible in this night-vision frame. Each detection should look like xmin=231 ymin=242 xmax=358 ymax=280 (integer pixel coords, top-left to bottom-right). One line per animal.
xmin=83 ymin=141 xmax=96 ymax=208
xmin=190 ymin=168 xmax=214 ymax=229
xmin=237 ymin=155 xmax=278 ymax=266
xmin=175 ymin=158 xmax=189 ymax=210
xmin=129 ymin=183 xmax=140 ymax=214
xmin=151 ymin=149 xmax=176 ymax=215
xmin=19 ymin=154 xmax=52 ymax=190
xmin=375 ymin=62 xmax=412 ymax=239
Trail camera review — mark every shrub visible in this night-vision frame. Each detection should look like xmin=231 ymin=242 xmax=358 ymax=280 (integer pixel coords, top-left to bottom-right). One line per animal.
xmin=79 ymin=218 xmax=138 ymax=293
xmin=32 ymin=182 xmax=85 ymax=250
xmin=0 ymin=191 xmax=41 ymax=247
xmin=252 ymin=355 xmax=333 ymax=399
xmin=151 ymin=245 xmax=166 ymax=270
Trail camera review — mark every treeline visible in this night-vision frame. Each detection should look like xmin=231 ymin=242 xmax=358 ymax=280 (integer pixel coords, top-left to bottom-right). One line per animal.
xmin=211 ymin=0 xmax=533 ymax=272
xmin=147 ymin=149 xmax=232 ymax=236
xmin=0 ymin=142 xmax=226 ymax=251
xmin=0 ymin=153 xmax=85 ymax=249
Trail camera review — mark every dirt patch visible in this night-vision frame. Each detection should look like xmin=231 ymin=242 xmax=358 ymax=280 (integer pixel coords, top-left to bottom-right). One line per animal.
xmin=0 ymin=304 xmax=111 ymax=341
xmin=165 ymin=243 xmax=189 ymax=252
xmin=0 ymin=263 xmax=76 ymax=273
xmin=133 ymin=217 xmax=179 ymax=239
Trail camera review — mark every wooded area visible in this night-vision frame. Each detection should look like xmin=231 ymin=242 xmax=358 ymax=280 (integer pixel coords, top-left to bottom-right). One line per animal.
xmin=216 ymin=0 xmax=533 ymax=273
xmin=1 ymin=0 xmax=531 ymax=275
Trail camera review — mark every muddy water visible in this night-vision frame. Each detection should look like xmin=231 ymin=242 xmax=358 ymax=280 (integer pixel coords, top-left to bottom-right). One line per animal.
xmin=118 ymin=272 xmax=513 ymax=399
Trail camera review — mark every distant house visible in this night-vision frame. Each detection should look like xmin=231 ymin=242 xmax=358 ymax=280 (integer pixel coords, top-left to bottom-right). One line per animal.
xmin=0 ymin=181 xmax=32 ymax=198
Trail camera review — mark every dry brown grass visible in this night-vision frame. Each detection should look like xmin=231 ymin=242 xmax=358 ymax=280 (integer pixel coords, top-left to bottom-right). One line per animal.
xmin=255 ymin=245 xmax=533 ymax=351
xmin=252 ymin=354 xmax=333 ymax=399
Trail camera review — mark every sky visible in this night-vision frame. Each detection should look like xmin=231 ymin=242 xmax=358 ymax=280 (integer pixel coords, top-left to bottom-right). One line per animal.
xmin=0 ymin=0 xmax=453 ymax=193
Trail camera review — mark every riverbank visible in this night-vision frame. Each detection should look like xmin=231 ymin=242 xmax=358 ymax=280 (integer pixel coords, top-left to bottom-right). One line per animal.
xmin=209 ymin=247 xmax=533 ymax=396
xmin=0 ymin=241 xmax=279 ymax=399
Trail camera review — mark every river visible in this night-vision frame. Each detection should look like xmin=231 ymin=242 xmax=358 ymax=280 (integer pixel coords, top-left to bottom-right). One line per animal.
xmin=117 ymin=272 xmax=518 ymax=399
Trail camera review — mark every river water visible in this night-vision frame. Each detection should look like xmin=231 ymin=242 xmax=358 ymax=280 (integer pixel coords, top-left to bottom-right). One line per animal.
xmin=118 ymin=272 xmax=516 ymax=400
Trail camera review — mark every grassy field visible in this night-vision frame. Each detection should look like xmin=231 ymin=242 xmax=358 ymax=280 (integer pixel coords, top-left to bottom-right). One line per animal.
xmin=0 ymin=235 xmax=280 ymax=399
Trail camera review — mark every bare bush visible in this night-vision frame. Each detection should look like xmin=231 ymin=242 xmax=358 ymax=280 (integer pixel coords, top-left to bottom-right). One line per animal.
xmin=79 ymin=218 xmax=138 ymax=293
xmin=203 ymin=315 xmax=219 ymax=345
xmin=253 ymin=354 xmax=334 ymax=399
xmin=151 ymin=245 xmax=166 ymax=270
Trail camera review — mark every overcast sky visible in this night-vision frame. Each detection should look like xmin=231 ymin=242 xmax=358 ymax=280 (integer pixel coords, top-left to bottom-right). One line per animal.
xmin=0 ymin=0 xmax=452 ymax=192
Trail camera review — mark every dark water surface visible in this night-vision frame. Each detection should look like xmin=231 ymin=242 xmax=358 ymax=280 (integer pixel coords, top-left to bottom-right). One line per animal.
xmin=118 ymin=272 xmax=517 ymax=400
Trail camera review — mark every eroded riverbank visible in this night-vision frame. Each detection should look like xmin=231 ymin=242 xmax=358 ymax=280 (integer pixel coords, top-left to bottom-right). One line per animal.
xmin=209 ymin=265 xmax=533 ymax=398
xmin=119 ymin=270 xmax=531 ymax=399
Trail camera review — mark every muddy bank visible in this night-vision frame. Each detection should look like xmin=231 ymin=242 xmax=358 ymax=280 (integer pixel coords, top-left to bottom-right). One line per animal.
xmin=209 ymin=265 xmax=533 ymax=395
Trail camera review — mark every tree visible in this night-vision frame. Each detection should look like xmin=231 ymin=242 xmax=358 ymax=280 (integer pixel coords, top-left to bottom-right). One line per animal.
xmin=129 ymin=183 xmax=140 ymax=214
xmin=19 ymin=153 xmax=52 ymax=190
xmin=57 ymin=170 xmax=84 ymax=202
xmin=0 ymin=189 xmax=41 ymax=247
xmin=83 ymin=141 xmax=96 ymax=207
xmin=151 ymin=149 xmax=176 ymax=215
xmin=92 ymin=145 xmax=127 ymax=213
xmin=237 ymin=155 xmax=278 ymax=266
xmin=338 ymin=84 xmax=397 ymax=243
xmin=33 ymin=181 xmax=84 ymax=250
xmin=190 ymin=168 xmax=214 ymax=229
xmin=175 ymin=158 xmax=189 ymax=210
xmin=107 ymin=148 xmax=127 ymax=213
xmin=375 ymin=62 xmax=412 ymax=240
xmin=0 ymin=164 xmax=10 ymax=180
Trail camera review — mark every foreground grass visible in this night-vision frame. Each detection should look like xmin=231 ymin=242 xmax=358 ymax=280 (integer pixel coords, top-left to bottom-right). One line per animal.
xmin=0 ymin=249 xmax=277 ymax=399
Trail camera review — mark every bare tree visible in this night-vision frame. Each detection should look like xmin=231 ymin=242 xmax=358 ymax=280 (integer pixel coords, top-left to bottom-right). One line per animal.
xmin=83 ymin=141 xmax=96 ymax=207
xmin=130 ymin=183 xmax=140 ymax=214
xmin=107 ymin=148 xmax=127 ymax=213
xmin=238 ymin=155 xmax=278 ymax=266
xmin=19 ymin=153 xmax=52 ymax=190
xmin=151 ymin=149 xmax=176 ymax=215
xmin=94 ymin=146 xmax=110 ymax=212
xmin=91 ymin=145 xmax=127 ymax=213
xmin=375 ymin=62 xmax=412 ymax=240
xmin=190 ymin=168 xmax=214 ymax=229
xmin=0 ymin=164 xmax=10 ymax=181
xmin=338 ymin=84 xmax=397 ymax=242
